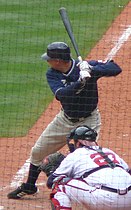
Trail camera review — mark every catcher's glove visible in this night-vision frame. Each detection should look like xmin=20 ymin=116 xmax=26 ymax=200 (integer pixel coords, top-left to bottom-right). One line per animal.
xmin=38 ymin=152 xmax=65 ymax=177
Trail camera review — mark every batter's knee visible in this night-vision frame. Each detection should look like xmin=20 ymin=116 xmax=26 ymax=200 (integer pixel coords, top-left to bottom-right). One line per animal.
xmin=30 ymin=146 xmax=44 ymax=166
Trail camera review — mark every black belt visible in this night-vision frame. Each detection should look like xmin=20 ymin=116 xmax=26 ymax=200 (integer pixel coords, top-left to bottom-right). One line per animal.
xmin=82 ymin=165 xmax=131 ymax=195
xmin=64 ymin=112 xmax=91 ymax=123
xmin=100 ymin=185 xmax=131 ymax=195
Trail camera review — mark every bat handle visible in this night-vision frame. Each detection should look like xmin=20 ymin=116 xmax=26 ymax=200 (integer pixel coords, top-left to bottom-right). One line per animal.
xmin=78 ymin=56 xmax=83 ymax=62
xmin=76 ymin=56 xmax=83 ymax=67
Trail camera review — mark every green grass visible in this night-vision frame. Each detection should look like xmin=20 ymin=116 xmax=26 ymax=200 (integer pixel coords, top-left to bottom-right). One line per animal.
xmin=0 ymin=0 xmax=129 ymax=137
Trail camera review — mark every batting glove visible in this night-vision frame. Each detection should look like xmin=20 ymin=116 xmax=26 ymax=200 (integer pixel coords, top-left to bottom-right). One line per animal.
xmin=79 ymin=69 xmax=91 ymax=81
xmin=78 ymin=61 xmax=92 ymax=72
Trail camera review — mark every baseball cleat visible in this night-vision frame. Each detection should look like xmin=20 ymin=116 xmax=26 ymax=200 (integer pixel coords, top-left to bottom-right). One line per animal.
xmin=7 ymin=183 xmax=38 ymax=199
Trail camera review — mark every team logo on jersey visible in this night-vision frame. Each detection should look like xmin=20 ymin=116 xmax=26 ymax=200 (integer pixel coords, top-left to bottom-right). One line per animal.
xmin=61 ymin=79 xmax=66 ymax=84
xmin=61 ymin=79 xmax=75 ymax=87
xmin=61 ymin=79 xmax=67 ymax=86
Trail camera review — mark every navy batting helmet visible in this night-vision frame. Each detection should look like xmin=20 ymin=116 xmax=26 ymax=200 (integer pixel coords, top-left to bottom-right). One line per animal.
xmin=68 ymin=125 xmax=97 ymax=142
xmin=41 ymin=42 xmax=71 ymax=61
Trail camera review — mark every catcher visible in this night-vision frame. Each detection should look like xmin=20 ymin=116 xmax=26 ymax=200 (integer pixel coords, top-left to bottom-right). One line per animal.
xmin=41 ymin=126 xmax=131 ymax=210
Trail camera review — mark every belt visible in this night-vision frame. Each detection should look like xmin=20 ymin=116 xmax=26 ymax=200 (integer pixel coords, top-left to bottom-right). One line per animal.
xmin=82 ymin=165 xmax=131 ymax=195
xmin=64 ymin=112 xmax=91 ymax=123
xmin=100 ymin=185 xmax=131 ymax=195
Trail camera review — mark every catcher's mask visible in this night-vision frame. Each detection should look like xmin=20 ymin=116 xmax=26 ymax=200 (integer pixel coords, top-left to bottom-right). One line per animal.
xmin=67 ymin=125 xmax=97 ymax=152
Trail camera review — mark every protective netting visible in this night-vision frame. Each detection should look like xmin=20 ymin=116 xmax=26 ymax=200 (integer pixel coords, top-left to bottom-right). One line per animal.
xmin=0 ymin=0 xmax=130 ymax=209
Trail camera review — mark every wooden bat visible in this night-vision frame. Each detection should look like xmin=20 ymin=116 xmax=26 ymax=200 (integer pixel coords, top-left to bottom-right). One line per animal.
xmin=59 ymin=7 xmax=82 ymax=62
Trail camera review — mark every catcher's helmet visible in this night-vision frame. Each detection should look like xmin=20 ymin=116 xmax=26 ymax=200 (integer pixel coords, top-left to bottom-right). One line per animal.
xmin=68 ymin=125 xmax=97 ymax=142
xmin=41 ymin=42 xmax=71 ymax=61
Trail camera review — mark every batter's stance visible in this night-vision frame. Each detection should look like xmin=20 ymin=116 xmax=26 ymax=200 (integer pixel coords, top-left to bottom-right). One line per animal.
xmin=8 ymin=42 xmax=122 ymax=199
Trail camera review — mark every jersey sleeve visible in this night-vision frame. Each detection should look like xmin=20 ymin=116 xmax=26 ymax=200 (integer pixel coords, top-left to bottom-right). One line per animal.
xmin=88 ymin=60 xmax=122 ymax=77
xmin=46 ymin=153 xmax=75 ymax=189
xmin=117 ymin=156 xmax=129 ymax=171
xmin=53 ymin=153 xmax=75 ymax=177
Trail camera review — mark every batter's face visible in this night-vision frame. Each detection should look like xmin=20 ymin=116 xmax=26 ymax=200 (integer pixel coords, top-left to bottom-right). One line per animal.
xmin=47 ymin=59 xmax=71 ymax=73
xmin=47 ymin=59 xmax=60 ymax=68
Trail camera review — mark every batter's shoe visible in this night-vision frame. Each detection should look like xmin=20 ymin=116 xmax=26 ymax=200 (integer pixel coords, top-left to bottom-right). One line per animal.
xmin=7 ymin=183 xmax=38 ymax=199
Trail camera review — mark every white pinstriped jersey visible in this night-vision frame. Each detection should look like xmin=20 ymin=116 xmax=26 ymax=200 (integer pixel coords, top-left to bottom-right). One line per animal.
xmin=54 ymin=146 xmax=131 ymax=188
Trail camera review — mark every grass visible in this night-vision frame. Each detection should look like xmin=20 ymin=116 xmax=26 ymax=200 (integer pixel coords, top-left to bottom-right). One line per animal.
xmin=0 ymin=0 xmax=129 ymax=137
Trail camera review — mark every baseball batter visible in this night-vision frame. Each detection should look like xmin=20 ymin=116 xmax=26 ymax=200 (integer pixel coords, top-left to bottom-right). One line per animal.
xmin=8 ymin=42 xmax=122 ymax=199
xmin=47 ymin=126 xmax=131 ymax=210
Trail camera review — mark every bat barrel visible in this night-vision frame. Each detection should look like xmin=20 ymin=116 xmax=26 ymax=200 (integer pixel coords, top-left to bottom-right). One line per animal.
xmin=59 ymin=7 xmax=82 ymax=61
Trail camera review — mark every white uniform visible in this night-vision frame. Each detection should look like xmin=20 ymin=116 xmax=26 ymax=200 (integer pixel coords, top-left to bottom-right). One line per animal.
xmin=52 ymin=146 xmax=131 ymax=210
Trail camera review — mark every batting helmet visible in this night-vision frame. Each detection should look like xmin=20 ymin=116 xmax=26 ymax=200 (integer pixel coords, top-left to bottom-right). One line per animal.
xmin=68 ymin=125 xmax=97 ymax=142
xmin=41 ymin=42 xmax=71 ymax=61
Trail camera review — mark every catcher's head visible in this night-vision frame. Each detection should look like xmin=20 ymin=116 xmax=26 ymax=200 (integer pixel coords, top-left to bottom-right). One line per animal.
xmin=41 ymin=42 xmax=71 ymax=61
xmin=68 ymin=125 xmax=97 ymax=142
xmin=67 ymin=125 xmax=97 ymax=151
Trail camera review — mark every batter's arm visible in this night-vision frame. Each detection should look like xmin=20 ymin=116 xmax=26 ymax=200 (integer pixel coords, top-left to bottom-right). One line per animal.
xmin=88 ymin=60 xmax=122 ymax=77
xmin=46 ymin=71 xmax=85 ymax=101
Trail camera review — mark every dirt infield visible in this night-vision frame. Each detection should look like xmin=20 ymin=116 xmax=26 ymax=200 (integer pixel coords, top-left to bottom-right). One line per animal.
xmin=0 ymin=2 xmax=130 ymax=210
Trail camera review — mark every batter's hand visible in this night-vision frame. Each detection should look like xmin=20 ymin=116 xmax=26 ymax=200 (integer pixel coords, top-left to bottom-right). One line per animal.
xmin=78 ymin=61 xmax=92 ymax=72
xmin=79 ymin=69 xmax=91 ymax=80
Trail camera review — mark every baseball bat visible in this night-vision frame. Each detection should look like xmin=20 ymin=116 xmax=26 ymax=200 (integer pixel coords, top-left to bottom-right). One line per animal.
xmin=59 ymin=7 xmax=82 ymax=62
